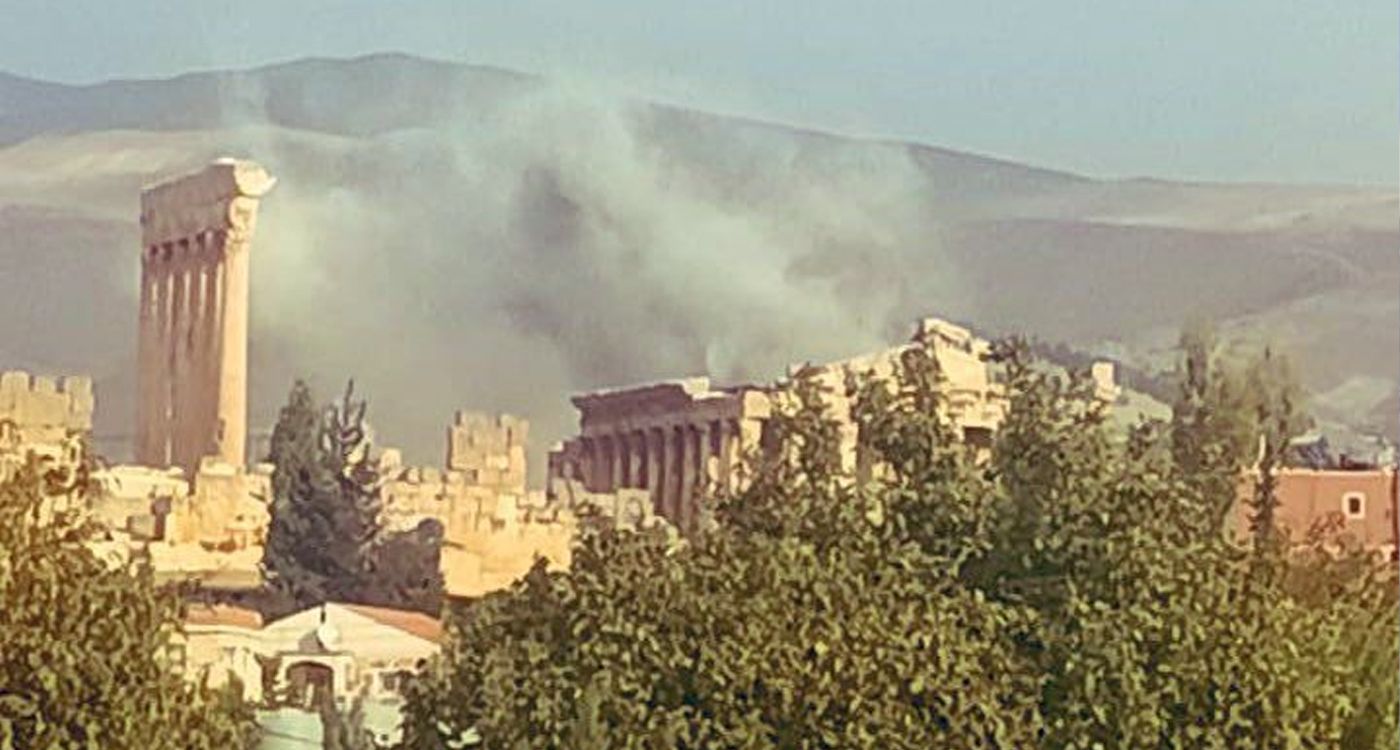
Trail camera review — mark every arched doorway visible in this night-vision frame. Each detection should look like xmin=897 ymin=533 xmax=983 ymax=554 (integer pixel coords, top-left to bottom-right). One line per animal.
xmin=285 ymin=661 xmax=335 ymax=709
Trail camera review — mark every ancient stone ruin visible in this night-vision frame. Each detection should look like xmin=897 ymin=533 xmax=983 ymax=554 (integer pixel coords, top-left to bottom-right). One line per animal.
xmin=0 ymin=371 xmax=93 ymax=480
xmin=135 ymin=159 xmax=275 ymax=477
xmin=547 ymin=317 xmax=1118 ymax=531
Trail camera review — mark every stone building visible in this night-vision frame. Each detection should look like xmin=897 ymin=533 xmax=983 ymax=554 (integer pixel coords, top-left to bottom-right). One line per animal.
xmin=0 ymin=371 xmax=93 ymax=480
xmin=547 ymin=317 xmax=1046 ymax=530
xmin=380 ymin=411 xmax=583 ymax=599
xmin=135 ymin=159 xmax=275 ymax=476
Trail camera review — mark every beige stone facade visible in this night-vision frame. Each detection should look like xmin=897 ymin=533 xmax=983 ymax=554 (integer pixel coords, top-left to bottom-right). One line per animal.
xmin=0 ymin=371 xmax=93 ymax=480
xmin=135 ymin=159 xmax=275 ymax=476
xmin=446 ymin=411 xmax=528 ymax=491
xmin=380 ymin=411 xmax=585 ymax=599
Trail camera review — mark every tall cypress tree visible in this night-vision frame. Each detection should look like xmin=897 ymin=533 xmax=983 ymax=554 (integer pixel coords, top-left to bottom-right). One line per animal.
xmin=263 ymin=380 xmax=385 ymax=613
xmin=263 ymin=380 xmax=338 ymax=612
xmin=319 ymin=380 xmax=385 ymax=602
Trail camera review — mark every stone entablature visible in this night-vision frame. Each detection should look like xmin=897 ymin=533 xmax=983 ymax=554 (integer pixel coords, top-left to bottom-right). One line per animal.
xmin=136 ymin=159 xmax=275 ymax=476
xmin=549 ymin=378 xmax=771 ymax=531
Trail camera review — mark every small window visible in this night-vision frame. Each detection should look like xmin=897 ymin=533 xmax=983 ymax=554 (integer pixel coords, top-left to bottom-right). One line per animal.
xmin=1343 ymin=492 xmax=1365 ymax=520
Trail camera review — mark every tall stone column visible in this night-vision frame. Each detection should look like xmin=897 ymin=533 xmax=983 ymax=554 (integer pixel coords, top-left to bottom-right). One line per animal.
xmin=628 ymin=431 xmax=645 ymax=489
xmin=647 ymin=427 xmax=665 ymax=515
xmin=580 ymin=438 xmax=597 ymax=491
xmin=735 ymin=418 xmax=765 ymax=492
xmin=182 ymin=253 xmax=209 ymax=472
xmin=134 ymin=250 xmax=156 ymax=462
xmin=137 ymin=159 xmax=274 ymax=475
xmin=217 ymin=225 xmax=250 ymax=468
xmin=677 ymin=424 xmax=697 ymax=529
xmin=719 ymin=419 xmax=739 ymax=493
xmin=689 ymin=423 xmax=711 ymax=531
xmin=151 ymin=250 xmax=173 ymax=465
xmin=167 ymin=246 xmax=191 ymax=471
xmin=669 ymin=425 xmax=686 ymax=522
xmin=616 ymin=433 xmax=630 ymax=488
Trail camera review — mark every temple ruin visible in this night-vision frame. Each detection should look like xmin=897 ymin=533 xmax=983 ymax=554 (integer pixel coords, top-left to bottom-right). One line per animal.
xmin=135 ymin=159 xmax=275 ymax=476
xmin=548 ymin=317 xmax=1116 ymax=530
xmin=548 ymin=380 xmax=771 ymax=532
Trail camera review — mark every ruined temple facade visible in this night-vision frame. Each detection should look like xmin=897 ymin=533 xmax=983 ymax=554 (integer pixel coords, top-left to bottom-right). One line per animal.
xmin=548 ymin=380 xmax=770 ymax=532
xmin=548 ymin=318 xmax=1112 ymax=529
xmin=135 ymin=159 xmax=275 ymax=476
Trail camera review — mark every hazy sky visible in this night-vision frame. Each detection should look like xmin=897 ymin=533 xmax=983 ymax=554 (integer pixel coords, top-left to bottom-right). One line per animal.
xmin=1 ymin=0 xmax=1395 ymax=184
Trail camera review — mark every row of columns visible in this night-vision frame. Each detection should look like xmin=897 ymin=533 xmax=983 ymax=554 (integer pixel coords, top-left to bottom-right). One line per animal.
xmin=135 ymin=229 xmax=248 ymax=476
xmin=575 ymin=418 xmax=760 ymax=529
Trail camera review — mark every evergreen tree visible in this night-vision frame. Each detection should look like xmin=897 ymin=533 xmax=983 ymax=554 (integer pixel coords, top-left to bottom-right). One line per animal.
xmin=1168 ymin=319 xmax=1256 ymax=534
xmin=319 ymin=380 xmax=386 ymax=601
xmin=0 ymin=458 xmax=257 ymax=748
xmin=1246 ymin=346 xmax=1308 ymax=551
xmin=264 ymin=380 xmax=342 ymax=612
xmin=264 ymin=379 xmax=440 ymax=616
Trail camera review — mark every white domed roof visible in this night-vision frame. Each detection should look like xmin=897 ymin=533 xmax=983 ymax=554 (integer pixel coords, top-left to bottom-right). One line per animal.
xmin=315 ymin=621 xmax=341 ymax=650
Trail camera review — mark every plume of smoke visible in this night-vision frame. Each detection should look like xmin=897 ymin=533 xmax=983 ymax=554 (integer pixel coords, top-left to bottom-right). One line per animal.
xmin=210 ymin=77 xmax=961 ymax=476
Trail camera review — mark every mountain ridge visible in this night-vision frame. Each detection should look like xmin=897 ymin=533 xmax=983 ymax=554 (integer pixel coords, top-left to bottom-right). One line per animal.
xmin=0 ymin=52 xmax=1394 ymax=467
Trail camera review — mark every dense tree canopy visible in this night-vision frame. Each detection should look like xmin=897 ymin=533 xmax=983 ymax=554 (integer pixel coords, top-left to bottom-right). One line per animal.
xmin=0 ymin=457 xmax=257 ymax=748
xmin=400 ymin=336 xmax=1397 ymax=749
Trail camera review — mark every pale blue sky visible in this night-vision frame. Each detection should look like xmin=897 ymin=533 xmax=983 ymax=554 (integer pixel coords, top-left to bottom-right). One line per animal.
xmin=1 ymin=0 xmax=1394 ymax=184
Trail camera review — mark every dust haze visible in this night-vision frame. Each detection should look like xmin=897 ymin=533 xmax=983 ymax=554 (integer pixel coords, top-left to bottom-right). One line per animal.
xmin=226 ymin=79 xmax=958 ymax=473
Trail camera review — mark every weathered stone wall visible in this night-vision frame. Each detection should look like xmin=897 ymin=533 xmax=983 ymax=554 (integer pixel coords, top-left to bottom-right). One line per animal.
xmin=447 ymin=411 xmax=528 ymax=493
xmin=0 ymin=371 xmax=93 ymax=482
xmin=0 ymin=371 xmax=93 ymax=445
xmin=381 ymin=411 xmax=594 ymax=598
xmin=90 ymin=465 xmax=189 ymax=538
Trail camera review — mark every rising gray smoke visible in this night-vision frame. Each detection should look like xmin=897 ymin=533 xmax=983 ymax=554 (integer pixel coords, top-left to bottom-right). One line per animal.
xmin=213 ymin=79 xmax=963 ymax=476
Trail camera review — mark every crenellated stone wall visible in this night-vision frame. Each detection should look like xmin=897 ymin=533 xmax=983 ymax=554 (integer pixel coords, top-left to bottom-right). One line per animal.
xmin=0 ymin=371 xmax=94 ymax=445
xmin=381 ymin=411 xmax=582 ymax=598
xmin=0 ymin=370 xmax=93 ymax=482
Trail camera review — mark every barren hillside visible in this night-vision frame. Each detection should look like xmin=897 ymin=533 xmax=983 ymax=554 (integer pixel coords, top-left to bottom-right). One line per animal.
xmin=1 ymin=53 xmax=1394 ymax=466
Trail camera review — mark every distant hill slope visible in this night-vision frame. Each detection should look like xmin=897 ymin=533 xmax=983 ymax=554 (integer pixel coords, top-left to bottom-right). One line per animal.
xmin=1 ymin=53 xmax=1394 ymax=467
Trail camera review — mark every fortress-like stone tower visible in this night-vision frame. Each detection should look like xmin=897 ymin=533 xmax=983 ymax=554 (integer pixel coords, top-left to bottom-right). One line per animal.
xmin=135 ymin=159 xmax=275 ymax=475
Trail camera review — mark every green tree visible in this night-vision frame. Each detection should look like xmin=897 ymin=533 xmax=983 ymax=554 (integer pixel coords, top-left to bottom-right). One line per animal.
xmin=0 ymin=457 xmax=257 ymax=748
xmin=399 ymin=335 xmax=1394 ymax=750
xmin=400 ymin=347 xmax=1048 ymax=749
xmin=316 ymin=379 xmax=388 ymax=606
xmin=264 ymin=379 xmax=441 ymax=617
xmin=1168 ymin=319 xmax=1257 ymax=535
xmin=264 ymin=379 xmax=344 ymax=612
